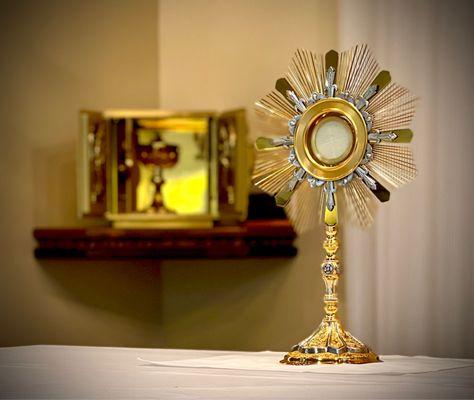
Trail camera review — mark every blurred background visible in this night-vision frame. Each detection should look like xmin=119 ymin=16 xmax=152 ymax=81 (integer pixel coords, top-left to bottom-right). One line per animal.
xmin=0 ymin=0 xmax=472 ymax=358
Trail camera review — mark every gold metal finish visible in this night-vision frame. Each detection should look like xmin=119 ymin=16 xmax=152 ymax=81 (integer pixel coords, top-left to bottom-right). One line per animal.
xmin=340 ymin=178 xmax=376 ymax=229
xmin=294 ymin=98 xmax=367 ymax=181
xmin=392 ymin=128 xmax=413 ymax=143
xmin=78 ymin=109 xmax=249 ymax=227
xmin=252 ymin=147 xmax=296 ymax=196
xmin=367 ymin=83 xmax=417 ymax=131
xmin=286 ymin=49 xmax=325 ymax=99
xmin=252 ymin=45 xmax=418 ymax=233
xmin=105 ymin=212 xmax=213 ymax=229
xmin=336 ymin=44 xmax=380 ymax=98
xmin=324 ymin=203 xmax=338 ymax=226
xmin=255 ymin=137 xmax=277 ymax=151
xmin=364 ymin=70 xmax=391 ymax=100
xmin=275 ymin=184 xmax=296 ymax=207
xmin=275 ymin=77 xmax=293 ymax=97
xmin=281 ymin=204 xmax=379 ymax=365
xmin=369 ymin=142 xmax=417 ymax=188
xmin=325 ymin=50 xmax=339 ymax=71
xmin=252 ymin=45 xmax=418 ymax=366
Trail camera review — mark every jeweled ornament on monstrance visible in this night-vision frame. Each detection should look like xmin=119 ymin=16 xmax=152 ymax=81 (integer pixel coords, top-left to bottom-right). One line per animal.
xmin=252 ymin=45 xmax=417 ymax=364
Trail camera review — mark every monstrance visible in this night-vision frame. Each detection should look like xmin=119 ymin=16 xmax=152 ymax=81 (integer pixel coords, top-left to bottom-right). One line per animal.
xmin=252 ymin=45 xmax=417 ymax=364
xmin=136 ymin=136 xmax=179 ymax=214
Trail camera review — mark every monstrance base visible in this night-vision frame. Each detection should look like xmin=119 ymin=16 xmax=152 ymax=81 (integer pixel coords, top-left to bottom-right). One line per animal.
xmin=281 ymin=349 xmax=379 ymax=365
xmin=280 ymin=318 xmax=380 ymax=365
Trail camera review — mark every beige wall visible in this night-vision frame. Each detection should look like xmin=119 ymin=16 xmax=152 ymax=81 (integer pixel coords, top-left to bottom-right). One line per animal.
xmin=158 ymin=0 xmax=339 ymax=351
xmin=1 ymin=0 xmax=472 ymax=358
xmin=0 ymin=0 xmax=339 ymax=352
xmin=339 ymin=0 xmax=474 ymax=358
xmin=0 ymin=0 xmax=161 ymax=347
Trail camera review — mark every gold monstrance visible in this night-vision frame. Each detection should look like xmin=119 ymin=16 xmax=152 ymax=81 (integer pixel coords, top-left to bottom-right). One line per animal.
xmin=253 ymin=45 xmax=417 ymax=364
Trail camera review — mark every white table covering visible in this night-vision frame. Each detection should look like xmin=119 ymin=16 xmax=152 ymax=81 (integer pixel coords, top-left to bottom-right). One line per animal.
xmin=0 ymin=345 xmax=473 ymax=399
xmin=139 ymin=351 xmax=473 ymax=375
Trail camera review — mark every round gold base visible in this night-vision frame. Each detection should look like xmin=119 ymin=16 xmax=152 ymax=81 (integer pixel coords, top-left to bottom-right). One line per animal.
xmin=280 ymin=350 xmax=379 ymax=365
xmin=280 ymin=316 xmax=380 ymax=365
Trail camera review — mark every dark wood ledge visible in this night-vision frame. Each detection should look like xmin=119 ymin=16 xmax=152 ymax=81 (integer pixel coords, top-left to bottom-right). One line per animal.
xmin=33 ymin=220 xmax=297 ymax=260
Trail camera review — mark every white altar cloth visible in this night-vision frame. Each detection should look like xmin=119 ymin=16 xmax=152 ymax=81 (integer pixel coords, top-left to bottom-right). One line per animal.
xmin=140 ymin=351 xmax=473 ymax=375
xmin=0 ymin=345 xmax=473 ymax=399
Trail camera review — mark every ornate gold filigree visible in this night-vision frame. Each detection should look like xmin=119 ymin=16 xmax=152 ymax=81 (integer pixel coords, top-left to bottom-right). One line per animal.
xmin=253 ymin=45 xmax=418 ymax=365
xmin=280 ymin=220 xmax=379 ymax=365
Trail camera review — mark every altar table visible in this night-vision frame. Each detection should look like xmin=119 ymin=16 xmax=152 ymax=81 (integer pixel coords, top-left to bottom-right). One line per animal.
xmin=0 ymin=345 xmax=473 ymax=399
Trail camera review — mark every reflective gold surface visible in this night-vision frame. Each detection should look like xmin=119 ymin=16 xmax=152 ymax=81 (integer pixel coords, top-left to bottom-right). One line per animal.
xmin=281 ymin=207 xmax=379 ymax=365
xmin=294 ymin=98 xmax=367 ymax=181
xmin=78 ymin=109 xmax=249 ymax=227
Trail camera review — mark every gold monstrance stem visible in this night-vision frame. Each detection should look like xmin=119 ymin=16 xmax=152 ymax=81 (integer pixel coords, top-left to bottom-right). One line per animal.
xmin=281 ymin=199 xmax=379 ymax=364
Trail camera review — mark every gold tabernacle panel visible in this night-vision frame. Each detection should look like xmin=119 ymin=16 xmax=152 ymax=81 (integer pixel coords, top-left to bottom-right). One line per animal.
xmin=77 ymin=109 xmax=249 ymax=228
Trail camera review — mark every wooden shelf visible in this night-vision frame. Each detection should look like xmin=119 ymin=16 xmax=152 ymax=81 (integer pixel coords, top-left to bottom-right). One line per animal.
xmin=33 ymin=220 xmax=297 ymax=260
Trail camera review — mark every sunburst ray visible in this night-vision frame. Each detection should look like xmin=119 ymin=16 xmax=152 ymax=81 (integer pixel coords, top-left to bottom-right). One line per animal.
xmin=340 ymin=178 xmax=377 ymax=229
xmin=253 ymin=108 xmax=288 ymax=137
xmin=252 ymin=148 xmax=295 ymax=195
xmin=286 ymin=49 xmax=325 ymax=99
xmin=368 ymin=83 xmax=417 ymax=131
xmin=336 ymin=44 xmax=380 ymax=98
xmin=285 ymin=182 xmax=324 ymax=234
xmin=256 ymin=90 xmax=296 ymax=121
xmin=252 ymin=45 xmax=417 ymax=231
xmin=367 ymin=143 xmax=417 ymax=188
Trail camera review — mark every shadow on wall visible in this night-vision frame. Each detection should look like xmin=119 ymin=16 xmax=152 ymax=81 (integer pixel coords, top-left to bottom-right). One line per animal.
xmin=39 ymin=259 xmax=164 ymax=326
xmin=159 ymin=257 xmax=296 ymax=351
xmin=39 ymin=256 xmax=295 ymax=350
